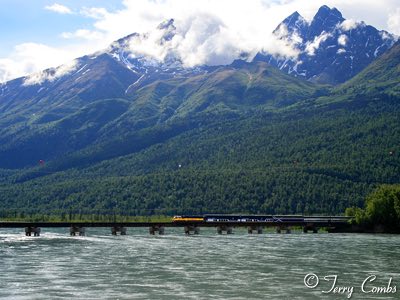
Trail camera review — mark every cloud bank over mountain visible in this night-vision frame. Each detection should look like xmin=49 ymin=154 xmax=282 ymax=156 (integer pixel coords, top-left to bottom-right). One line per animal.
xmin=0 ymin=0 xmax=399 ymax=82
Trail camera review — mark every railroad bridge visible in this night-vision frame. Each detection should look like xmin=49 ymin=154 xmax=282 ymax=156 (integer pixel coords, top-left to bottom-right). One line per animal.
xmin=0 ymin=216 xmax=352 ymax=236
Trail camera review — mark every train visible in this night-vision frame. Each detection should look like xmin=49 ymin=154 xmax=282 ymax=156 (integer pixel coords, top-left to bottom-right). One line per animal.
xmin=173 ymin=215 xmax=303 ymax=223
xmin=172 ymin=215 xmax=351 ymax=223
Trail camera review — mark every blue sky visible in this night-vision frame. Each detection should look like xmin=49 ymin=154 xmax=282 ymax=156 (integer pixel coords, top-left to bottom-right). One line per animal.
xmin=0 ymin=0 xmax=399 ymax=82
xmin=0 ymin=0 xmax=123 ymax=56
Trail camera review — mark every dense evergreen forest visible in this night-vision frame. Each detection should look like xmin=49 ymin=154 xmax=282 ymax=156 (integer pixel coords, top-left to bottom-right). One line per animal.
xmin=0 ymin=92 xmax=398 ymax=217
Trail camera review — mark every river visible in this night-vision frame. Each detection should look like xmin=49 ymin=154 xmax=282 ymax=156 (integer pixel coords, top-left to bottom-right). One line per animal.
xmin=0 ymin=228 xmax=399 ymax=299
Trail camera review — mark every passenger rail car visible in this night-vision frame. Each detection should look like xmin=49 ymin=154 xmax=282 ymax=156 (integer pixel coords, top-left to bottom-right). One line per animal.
xmin=203 ymin=215 xmax=305 ymax=223
xmin=173 ymin=215 xmax=306 ymax=223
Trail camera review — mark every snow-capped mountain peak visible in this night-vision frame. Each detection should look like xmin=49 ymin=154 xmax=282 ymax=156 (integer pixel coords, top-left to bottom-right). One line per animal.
xmin=255 ymin=5 xmax=397 ymax=84
xmin=273 ymin=11 xmax=308 ymax=44
xmin=308 ymin=5 xmax=344 ymax=39
xmin=106 ymin=19 xmax=198 ymax=74
xmin=276 ymin=11 xmax=307 ymax=32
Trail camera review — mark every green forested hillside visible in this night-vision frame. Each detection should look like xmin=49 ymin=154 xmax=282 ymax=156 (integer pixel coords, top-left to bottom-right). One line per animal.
xmin=0 ymin=93 xmax=398 ymax=216
xmin=0 ymin=46 xmax=399 ymax=217
xmin=336 ymin=41 xmax=400 ymax=96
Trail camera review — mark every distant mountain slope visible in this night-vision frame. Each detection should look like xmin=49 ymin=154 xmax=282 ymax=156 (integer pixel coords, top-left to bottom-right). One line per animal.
xmin=0 ymin=59 xmax=323 ymax=169
xmin=0 ymin=18 xmax=207 ymax=125
xmin=255 ymin=5 xmax=397 ymax=84
xmin=0 ymin=54 xmax=139 ymax=114
xmin=119 ymin=61 xmax=322 ymax=128
xmin=337 ymin=41 xmax=400 ymax=95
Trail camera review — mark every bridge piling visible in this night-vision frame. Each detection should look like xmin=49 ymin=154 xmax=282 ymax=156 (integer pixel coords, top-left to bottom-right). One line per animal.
xmin=276 ymin=226 xmax=291 ymax=234
xmin=184 ymin=225 xmax=200 ymax=235
xmin=217 ymin=225 xmax=233 ymax=234
xmin=303 ymin=225 xmax=319 ymax=233
xmin=149 ymin=225 xmax=165 ymax=235
xmin=111 ymin=226 xmax=127 ymax=235
xmin=25 ymin=227 xmax=41 ymax=237
xmin=70 ymin=226 xmax=85 ymax=236
xmin=248 ymin=226 xmax=263 ymax=234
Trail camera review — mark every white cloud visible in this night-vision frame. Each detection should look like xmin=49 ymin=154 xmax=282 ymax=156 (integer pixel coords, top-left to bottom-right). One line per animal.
xmin=278 ymin=0 xmax=400 ymax=32
xmin=273 ymin=23 xmax=304 ymax=45
xmin=124 ymin=13 xmax=276 ymax=68
xmin=388 ymin=8 xmax=400 ymax=35
xmin=45 ymin=3 xmax=72 ymax=14
xmin=90 ymin=0 xmax=304 ymax=65
xmin=80 ymin=7 xmax=109 ymax=19
xmin=69 ymin=0 xmax=400 ymax=65
xmin=1 ymin=0 xmax=400 ymax=82
xmin=305 ymin=32 xmax=331 ymax=56
xmin=339 ymin=19 xmax=362 ymax=31
xmin=338 ymin=34 xmax=348 ymax=46
xmin=0 ymin=43 xmax=98 ymax=83
xmin=23 ymin=60 xmax=78 ymax=86
xmin=61 ymin=29 xmax=105 ymax=41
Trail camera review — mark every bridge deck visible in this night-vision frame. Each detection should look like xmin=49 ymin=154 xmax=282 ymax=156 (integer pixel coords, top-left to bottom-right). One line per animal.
xmin=0 ymin=219 xmax=350 ymax=228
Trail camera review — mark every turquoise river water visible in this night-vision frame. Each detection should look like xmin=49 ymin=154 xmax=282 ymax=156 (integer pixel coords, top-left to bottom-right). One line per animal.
xmin=0 ymin=228 xmax=399 ymax=299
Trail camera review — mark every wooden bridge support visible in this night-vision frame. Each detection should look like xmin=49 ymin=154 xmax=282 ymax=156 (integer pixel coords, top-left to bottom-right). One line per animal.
xmin=111 ymin=226 xmax=127 ymax=235
xmin=184 ymin=225 xmax=200 ymax=235
xmin=25 ymin=227 xmax=41 ymax=236
xmin=303 ymin=225 xmax=319 ymax=233
xmin=276 ymin=226 xmax=291 ymax=234
xmin=70 ymin=226 xmax=86 ymax=236
xmin=217 ymin=225 xmax=233 ymax=234
xmin=248 ymin=226 xmax=263 ymax=234
xmin=149 ymin=225 xmax=165 ymax=235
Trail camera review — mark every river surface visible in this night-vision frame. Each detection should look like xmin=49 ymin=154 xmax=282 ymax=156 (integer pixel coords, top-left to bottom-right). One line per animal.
xmin=0 ymin=228 xmax=399 ymax=300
